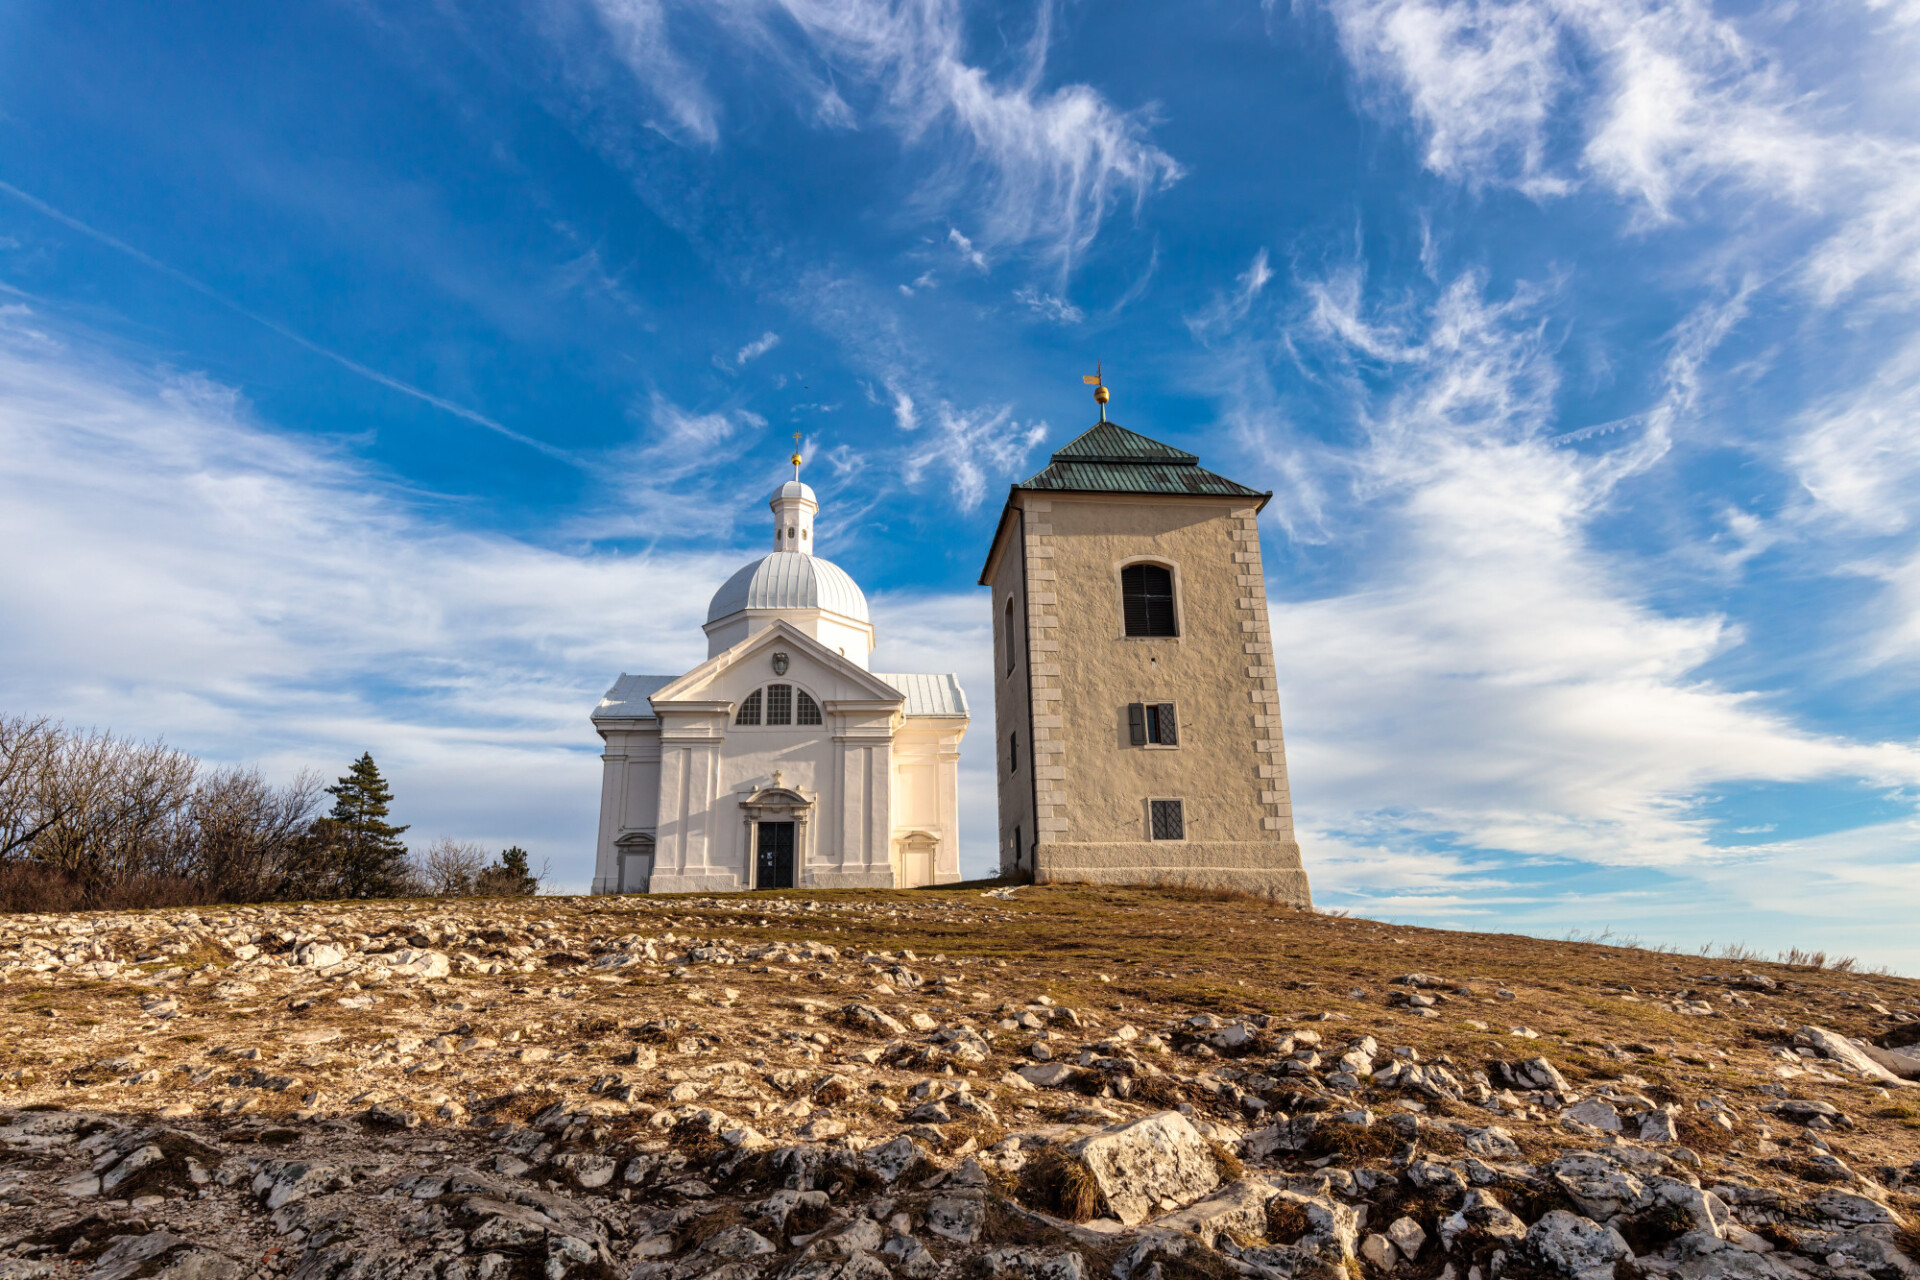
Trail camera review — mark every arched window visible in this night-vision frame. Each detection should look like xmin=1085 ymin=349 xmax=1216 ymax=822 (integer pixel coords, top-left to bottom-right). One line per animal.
xmin=738 ymin=684 xmax=822 ymax=727
xmin=1121 ymin=563 xmax=1178 ymax=637
xmin=1005 ymin=597 xmax=1016 ymax=674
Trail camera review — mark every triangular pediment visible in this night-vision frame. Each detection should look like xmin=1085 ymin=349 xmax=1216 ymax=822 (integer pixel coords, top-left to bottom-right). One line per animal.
xmin=648 ymin=620 xmax=905 ymax=708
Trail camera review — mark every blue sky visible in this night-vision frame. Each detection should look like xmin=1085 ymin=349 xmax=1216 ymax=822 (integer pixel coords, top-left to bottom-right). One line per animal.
xmin=4 ymin=0 xmax=1919 ymax=965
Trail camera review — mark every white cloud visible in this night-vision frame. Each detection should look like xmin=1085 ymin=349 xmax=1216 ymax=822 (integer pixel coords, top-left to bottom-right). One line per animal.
xmin=1188 ymin=248 xmax=1277 ymax=338
xmin=0 ymin=315 xmax=738 ymax=889
xmin=1327 ymin=0 xmax=1570 ymax=196
xmin=574 ymin=0 xmax=1182 ymax=270
xmin=580 ymin=0 xmax=722 ymax=144
xmin=1219 ymin=266 xmax=1920 ymax=954
xmin=1790 ymin=336 xmax=1920 ymax=537
xmin=735 ymin=330 xmax=781 ymax=364
xmin=901 ymin=401 xmax=1047 ymax=510
xmin=948 ymin=228 xmax=988 ymax=271
xmin=1012 ymin=285 xmax=1084 ymax=324
xmin=1322 ymin=0 xmax=1920 ymax=289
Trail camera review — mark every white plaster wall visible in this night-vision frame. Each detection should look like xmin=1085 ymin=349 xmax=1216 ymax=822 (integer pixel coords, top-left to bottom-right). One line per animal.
xmin=595 ymin=624 xmax=965 ymax=895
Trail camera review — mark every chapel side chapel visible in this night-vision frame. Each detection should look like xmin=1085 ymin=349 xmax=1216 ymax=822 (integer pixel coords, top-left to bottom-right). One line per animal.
xmin=590 ymin=474 xmax=968 ymax=894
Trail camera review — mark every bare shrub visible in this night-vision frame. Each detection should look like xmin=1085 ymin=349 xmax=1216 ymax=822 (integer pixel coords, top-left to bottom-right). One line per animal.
xmin=1 ymin=715 xmax=324 ymax=910
xmin=412 ymin=838 xmax=489 ymax=897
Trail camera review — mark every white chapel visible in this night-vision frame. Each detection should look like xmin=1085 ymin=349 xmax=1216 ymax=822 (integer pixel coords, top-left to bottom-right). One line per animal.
xmin=589 ymin=470 xmax=969 ymax=894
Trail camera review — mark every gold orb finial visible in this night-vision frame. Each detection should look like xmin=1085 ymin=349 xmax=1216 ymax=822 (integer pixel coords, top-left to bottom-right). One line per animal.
xmin=791 ymin=452 xmax=803 ymax=466
xmin=1083 ymin=360 xmax=1110 ymax=420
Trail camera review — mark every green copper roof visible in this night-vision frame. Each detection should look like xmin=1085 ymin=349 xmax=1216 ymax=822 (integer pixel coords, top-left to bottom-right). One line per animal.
xmin=1048 ymin=422 xmax=1199 ymax=464
xmin=1016 ymin=420 xmax=1266 ymax=499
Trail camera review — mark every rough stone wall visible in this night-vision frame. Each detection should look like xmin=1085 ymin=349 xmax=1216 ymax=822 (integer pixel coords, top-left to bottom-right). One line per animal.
xmin=988 ymin=503 xmax=1039 ymax=879
xmin=1024 ymin=493 xmax=1310 ymax=905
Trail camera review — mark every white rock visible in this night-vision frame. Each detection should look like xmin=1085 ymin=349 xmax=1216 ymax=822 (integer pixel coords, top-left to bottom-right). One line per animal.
xmin=1069 ymin=1110 xmax=1221 ymax=1227
xmin=1794 ymin=1026 xmax=1912 ymax=1087
xmin=1387 ymin=1216 xmax=1427 ymax=1259
xmin=1525 ymin=1211 xmax=1632 ymax=1280
xmin=1360 ymin=1234 xmax=1397 ymax=1270
xmin=1563 ymin=1098 xmax=1623 ymax=1132
xmin=1149 ymin=1179 xmax=1279 ymax=1246
xmin=1017 ymin=1062 xmax=1078 ymax=1089
xmin=926 ymin=1196 xmax=987 ymax=1244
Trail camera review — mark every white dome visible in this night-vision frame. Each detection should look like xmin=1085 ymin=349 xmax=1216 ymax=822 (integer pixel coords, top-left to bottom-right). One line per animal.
xmin=707 ymin=551 xmax=870 ymax=624
xmin=772 ymin=480 xmax=817 ymax=504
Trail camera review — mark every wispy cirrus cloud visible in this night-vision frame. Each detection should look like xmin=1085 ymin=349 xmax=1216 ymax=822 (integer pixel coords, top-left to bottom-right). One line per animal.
xmin=1322 ymin=0 xmax=1920 ymax=296
xmin=0 ymin=310 xmax=724 ymax=881
xmin=735 ymin=330 xmax=781 ymax=364
xmin=569 ymin=0 xmax=1182 ymax=271
xmin=1198 ymin=252 xmax=1920 ymax=952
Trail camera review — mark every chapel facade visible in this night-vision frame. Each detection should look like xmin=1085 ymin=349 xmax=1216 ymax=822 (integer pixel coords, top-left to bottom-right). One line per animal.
xmin=978 ymin=394 xmax=1312 ymax=905
xmin=589 ymin=476 xmax=968 ymax=894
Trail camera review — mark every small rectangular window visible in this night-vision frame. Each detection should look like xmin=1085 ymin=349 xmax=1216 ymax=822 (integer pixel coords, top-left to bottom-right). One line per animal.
xmin=1013 ymin=826 xmax=1023 ymax=867
xmin=1149 ymin=799 xmax=1185 ymax=841
xmin=765 ymin=683 xmax=793 ymax=725
xmin=1009 ymin=731 xmax=1019 ymax=774
xmin=1131 ymin=702 xmax=1178 ymax=746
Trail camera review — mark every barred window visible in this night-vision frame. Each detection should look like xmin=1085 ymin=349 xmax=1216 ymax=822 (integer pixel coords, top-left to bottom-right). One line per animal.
xmin=736 ymin=690 xmax=762 ymax=725
xmin=1128 ymin=702 xmax=1179 ymax=746
xmin=1121 ymin=563 xmax=1178 ymax=637
xmin=796 ymin=689 xmax=822 ymax=725
xmin=765 ymin=683 xmax=793 ymax=725
xmin=1149 ymin=799 xmax=1185 ymax=841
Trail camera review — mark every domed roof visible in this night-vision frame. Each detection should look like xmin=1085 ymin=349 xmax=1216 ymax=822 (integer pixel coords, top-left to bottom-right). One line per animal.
xmin=772 ymin=480 xmax=817 ymax=504
xmin=706 ymin=551 xmax=870 ymax=624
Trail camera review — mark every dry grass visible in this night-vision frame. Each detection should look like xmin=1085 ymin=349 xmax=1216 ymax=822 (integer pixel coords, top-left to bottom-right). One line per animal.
xmin=1266 ymin=1198 xmax=1312 ymax=1245
xmin=1304 ymin=1122 xmax=1396 ymax=1163
xmin=1675 ymin=1113 xmax=1736 ymax=1153
xmin=1019 ymin=1144 xmax=1105 ymax=1221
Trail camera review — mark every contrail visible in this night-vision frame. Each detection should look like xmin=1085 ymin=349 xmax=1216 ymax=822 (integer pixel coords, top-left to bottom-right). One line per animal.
xmin=0 ymin=180 xmax=583 ymax=469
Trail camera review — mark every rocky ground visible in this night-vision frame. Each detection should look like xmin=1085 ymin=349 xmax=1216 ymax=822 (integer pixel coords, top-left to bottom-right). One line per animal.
xmin=2 ymin=885 xmax=1918 ymax=1280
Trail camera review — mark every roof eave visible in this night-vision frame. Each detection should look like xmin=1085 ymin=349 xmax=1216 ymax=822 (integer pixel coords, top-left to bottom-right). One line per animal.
xmin=977 ymin=488 xmax=1024 ymax=586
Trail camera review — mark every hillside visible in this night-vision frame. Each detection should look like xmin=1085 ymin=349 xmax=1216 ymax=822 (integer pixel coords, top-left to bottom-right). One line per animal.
xmin=2 ymin=885 xmax=1917 ymax=1280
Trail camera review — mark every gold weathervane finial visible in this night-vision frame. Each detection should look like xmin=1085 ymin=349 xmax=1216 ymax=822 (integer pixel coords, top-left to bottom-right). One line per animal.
xmin=791 ymin=429 xmax=803 ymax=480
xmin=1082 ymin=360 xmax=1110 ymax=421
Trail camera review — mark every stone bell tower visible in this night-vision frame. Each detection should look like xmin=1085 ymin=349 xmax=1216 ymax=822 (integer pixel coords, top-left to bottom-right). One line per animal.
xmin=976 ymin=377 xmax=1312 ymax=905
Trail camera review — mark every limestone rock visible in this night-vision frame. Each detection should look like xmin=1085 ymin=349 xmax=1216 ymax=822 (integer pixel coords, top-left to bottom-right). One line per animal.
xmin=1149 ymin=1178 xmax=1279 ymax=1247
xmin=926 ymin=1195 xmax=986 ymax=1243
xmin=976 ymin=1248 xmax=1087 ymax=1280
xmin=1794 ymin=1026 xmax=1912 ymax=1086
xmin=1067 ymin=1110 xmax=1221 ymax=1227
xmin=1525 ymin=1211 xmax=1633 ymax=1280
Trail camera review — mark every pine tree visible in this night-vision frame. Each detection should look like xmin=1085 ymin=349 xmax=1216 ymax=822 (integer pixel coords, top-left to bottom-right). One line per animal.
xmin=321 ymin=752 xmax=410 ymax=898
xmin=476 ymin=844 xmax=538 ymax=896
